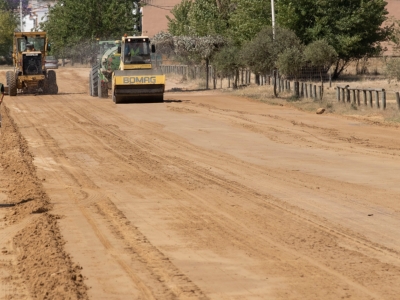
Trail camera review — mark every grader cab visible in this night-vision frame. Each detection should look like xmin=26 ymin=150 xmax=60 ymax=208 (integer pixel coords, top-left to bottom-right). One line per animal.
xmin=6 ymin=32 xmax=58 ymax=96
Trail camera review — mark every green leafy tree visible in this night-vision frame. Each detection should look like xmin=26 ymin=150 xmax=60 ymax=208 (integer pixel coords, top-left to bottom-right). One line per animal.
xmin=303 ymin=39 xmax=337 ymax=94
xmin=167 ymin=0 xmax=192 ymax=36
xmin=277 ymin=47 xmax=305 ymax=80
xmin=212 ymin=41 xmax=244 ymax=88
xmin=41 ymin=0 xmax=139 ymax=62
xmin=276 ymin=0 xmax=392 ymax=78
xmin=227 ymin=0 xmax=271 ymax=45
xmin=167 ymin=0 xmax=228 ymax=37
xmin=0 ymin=10 xmax=17 ymax=63
xmin=241 ymin=26 xmax=302 ymax=75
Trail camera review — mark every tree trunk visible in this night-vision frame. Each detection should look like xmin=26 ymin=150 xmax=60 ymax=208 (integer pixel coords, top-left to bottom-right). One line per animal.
xmin=205 ymin=59 xmax=209 ymax=89
xmin=273 ymin=70 xmax=278 ymax=97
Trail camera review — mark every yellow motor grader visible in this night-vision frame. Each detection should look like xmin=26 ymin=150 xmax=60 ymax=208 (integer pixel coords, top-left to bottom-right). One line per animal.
xmin=6 ymin=32 xmax=58 ymax=96
xmin=111 ymin=35 xmax=165 ymax=103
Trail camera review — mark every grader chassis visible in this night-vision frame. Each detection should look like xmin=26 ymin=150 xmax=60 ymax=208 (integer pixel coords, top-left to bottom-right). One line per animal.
xmin=6 ymin=32 xmax=58 ymax=96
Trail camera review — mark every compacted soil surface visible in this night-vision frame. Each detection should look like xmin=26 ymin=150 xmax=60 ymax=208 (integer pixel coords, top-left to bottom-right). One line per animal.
xmin=1 ymin=68 xmax=400 ymax=299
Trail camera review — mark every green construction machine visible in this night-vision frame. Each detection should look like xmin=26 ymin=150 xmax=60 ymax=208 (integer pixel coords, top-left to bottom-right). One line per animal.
xmin=89 ymin=41 xmax=120 ymax=98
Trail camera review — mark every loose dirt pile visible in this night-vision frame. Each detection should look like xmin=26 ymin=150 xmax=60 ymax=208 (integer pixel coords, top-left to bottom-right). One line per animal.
xmin=0 ymin=104 xmax=88 ymax=299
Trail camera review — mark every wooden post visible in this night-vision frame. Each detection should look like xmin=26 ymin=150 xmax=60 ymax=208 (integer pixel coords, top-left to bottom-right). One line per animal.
xmin=363 ymin=90 xmax=367 ymax=105
xmin=352 ymin=89 xmax=356 ymax=105
xmin=396 ymin=92 xmax=400 ymax=110
xmin=382 ymin=89 xmax=386 ymax=110
xmin=375 ymin=90 xmax=380 ymax=109
xmin=356 ymin=89 xmax=360 ymax=106
xmin=313 ymin=85 xmax=317 ymax=100
xmin=369 ymin=91 xmax=373 ymax=107
xmin=341 ymin=88 xmax=345 ymax=103
xmin=300 ymin=82 xmax=304 ymax=98
xmin=319 ymin=86 xmax=322 ymax=100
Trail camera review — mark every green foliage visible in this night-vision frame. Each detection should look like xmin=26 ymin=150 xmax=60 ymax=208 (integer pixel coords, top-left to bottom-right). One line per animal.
xmin=277 ymin=47 xmax=305 ymax=80
xmin=0 ymin=10 xmax=17 ymax=62
xmin=227 ymin=0 xmax=271 ymax=45
xmin=276 ymin=0 xmax=392 ymax=78
xmin=167 ymin=0 xmax=227 ymax=37
xmin=241 ymin=26 xmax=302 ymax=75
xmin=303 ymin=39 xmax=337 ymax=69
xmin=212 ymin=41 xmax=244 ymax=78
xmin=41 ymin=0 xmax=139 ymax=60
xmin=385 ymin=58 xmax=400 ymax=81
xmin=167 ymin=0 xmax=192 ymax=36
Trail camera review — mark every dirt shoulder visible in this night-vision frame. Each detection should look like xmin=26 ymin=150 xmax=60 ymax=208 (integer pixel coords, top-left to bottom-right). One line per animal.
xmin=0 ymin=104 xmax=88 ymax=300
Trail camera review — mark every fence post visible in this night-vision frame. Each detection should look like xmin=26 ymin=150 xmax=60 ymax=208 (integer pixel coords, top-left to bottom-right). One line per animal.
xmin=336 ymin=87 xmax=340 ymax=101
xmin=368 ymin=91 xmax=373 ymax=107
xmin=382 ymin=89 xmax=386 ymax=110
xmin=362 ymin=90 xmax=367 ymax=106
xmin=346 ymin=88 xmax=350 ymax=103
xmin=318 ymin=86 xmax=322 ymax=100
xmin=375 ymin=90 xmax=380 ymax=109
xmin=352 ymin=89 xmax=356 ymax=105
xmin=341 ymin=88 xmax=346 ymax=103
xmin=304 ymin=82 xmax=308 ymax=98
xmin=300 ymin=82 xmax=304 ymax=98
xmin=396 ymin=92 xmax=400 ymax=110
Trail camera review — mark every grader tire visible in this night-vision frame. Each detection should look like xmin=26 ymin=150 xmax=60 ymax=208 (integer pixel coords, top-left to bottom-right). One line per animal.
xmin=7 ymin=71 xmax=17 ymax=96
xmin=47 ymin=70 xmax=58 ymax=94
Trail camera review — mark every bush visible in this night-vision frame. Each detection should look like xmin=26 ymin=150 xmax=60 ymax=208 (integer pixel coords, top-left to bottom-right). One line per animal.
xmin=385 ymin=58 xmax=400 ymax=81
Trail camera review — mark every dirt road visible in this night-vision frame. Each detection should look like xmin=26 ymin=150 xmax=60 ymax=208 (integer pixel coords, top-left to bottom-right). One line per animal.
xmin=1 ymin=68 xmax=400 ymax=299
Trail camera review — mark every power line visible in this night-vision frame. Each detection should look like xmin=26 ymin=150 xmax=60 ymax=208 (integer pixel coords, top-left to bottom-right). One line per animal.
xmin=143 ymin=3 xmax=174 ymax=10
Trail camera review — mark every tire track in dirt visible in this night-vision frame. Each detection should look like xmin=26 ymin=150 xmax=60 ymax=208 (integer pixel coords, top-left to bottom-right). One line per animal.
xmin=25 ymin=95 xmax=400 ymax=298
xmin=6 ymin=70 xmax=396 ymax=298
xmin=178 ymin=101 xmax=400 ymax=158
xmin=10 ymin=98 xmax=208 ymax=300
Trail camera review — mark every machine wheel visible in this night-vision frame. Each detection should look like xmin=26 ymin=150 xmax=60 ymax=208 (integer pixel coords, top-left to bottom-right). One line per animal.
xmin=112 ymin=92 xmax=121 ymax=104
xmin=90 ymin=65 xmax=98 ymax=97
xmin=47 ymin=70 xmax=58 ymax=94
xmin=7 ymin=71 xmax=17 ymax=96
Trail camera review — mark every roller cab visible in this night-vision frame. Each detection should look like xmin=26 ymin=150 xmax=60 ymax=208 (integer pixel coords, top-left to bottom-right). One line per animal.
xmin=112 ymin=36 xmax=165 ymax=103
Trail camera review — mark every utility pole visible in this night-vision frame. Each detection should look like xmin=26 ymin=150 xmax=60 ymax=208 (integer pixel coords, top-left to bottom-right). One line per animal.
xmin=271 ymin=0 xmax=275 ymax=40
xmin=20 ymin=0 xmax=23 ymax=31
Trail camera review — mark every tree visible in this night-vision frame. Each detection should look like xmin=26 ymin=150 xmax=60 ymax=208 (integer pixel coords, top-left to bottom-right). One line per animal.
xmin=277 ymin=47 xmax=305 ymax=80
xmin=276 ymin=0 xmax=392 ymax=78
xmin=167 ymin=0 xmax=228 ymax=37
xmin=227 ymin=0 xmax=271 ymax=45
xmin=241 ymin=26 xmax=303 ymax=75
xmin=41 ymin=0 xmax=139 ymax=61
xmin=167 ymin=0 xmax=193 ymax=36
xmin=0 ymin=10 xmax=17 ymax=63
xmin=212 ymin=41 xmax=244 ymax=88
xmin=153 ymin=32 xmax=224 ymax=89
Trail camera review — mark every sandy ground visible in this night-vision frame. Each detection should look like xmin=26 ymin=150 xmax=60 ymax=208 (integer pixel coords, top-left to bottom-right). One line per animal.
xmin=1 ymin=68 xmax=400 ymax=299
